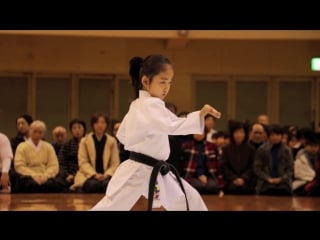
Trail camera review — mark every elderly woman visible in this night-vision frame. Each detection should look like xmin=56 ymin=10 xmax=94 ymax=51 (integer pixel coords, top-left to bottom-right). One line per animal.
xmin=14 ymin=120 xmax=61 ymax=193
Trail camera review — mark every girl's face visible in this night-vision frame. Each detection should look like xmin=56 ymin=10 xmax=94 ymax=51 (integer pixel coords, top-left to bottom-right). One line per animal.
xmin=142 ymin=64 xmax=174 ymax=100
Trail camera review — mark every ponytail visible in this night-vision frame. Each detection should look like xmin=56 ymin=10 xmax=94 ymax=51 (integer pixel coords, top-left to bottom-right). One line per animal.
xmin=129 ymin=56 xmax=144 ymax=99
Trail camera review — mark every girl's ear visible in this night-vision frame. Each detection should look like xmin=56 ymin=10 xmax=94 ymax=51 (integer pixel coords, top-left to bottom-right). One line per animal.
xmin=141 ymin=75 xmax=149 ymax=88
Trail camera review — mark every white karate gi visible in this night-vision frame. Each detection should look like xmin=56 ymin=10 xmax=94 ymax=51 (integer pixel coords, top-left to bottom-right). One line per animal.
xmin=90 ymin=90 xmax=208 ymax=211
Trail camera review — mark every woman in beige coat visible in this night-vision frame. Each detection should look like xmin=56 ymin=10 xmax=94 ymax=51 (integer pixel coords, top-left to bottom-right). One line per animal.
xmin=71 ymin=112 xmax=120 ymax=193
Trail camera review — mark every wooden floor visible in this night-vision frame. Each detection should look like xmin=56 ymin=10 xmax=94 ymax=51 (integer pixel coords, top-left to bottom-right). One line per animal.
xmin=1 ymin=193 xmax=319 ymax=211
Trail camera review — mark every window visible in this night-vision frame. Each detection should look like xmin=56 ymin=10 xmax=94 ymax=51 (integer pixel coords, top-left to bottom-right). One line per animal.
xmin=36 ymin=76 xmax=70 ymax=141
xmin=195 ymin=80 xmax=228 ymax=131
xmin=118 ymin=79 xmax=134 ymax=120
xmin=78 ymin=76 xmax=113 ymax=129
xmin=279 ymin=80 xmax=313 ymax=127
xmin=235 ymin=80 xmax=268 ymax=123
xmin=0 ymin=76 xmax=28 ymax=137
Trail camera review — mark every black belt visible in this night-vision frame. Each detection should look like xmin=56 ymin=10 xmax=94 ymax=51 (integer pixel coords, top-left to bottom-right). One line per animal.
xmin=130 ymin=151 xmax=189 ymax=211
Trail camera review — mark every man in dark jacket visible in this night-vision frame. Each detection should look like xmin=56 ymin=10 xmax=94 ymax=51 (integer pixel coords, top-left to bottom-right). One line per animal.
xmin=254 ymin=124 xmax=293 ymax=195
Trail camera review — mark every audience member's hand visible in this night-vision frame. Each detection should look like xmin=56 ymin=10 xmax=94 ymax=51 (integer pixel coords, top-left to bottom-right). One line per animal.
xmin=267 ymin=177 xmax=281 ymax=184
xmin=39 ymin=175 xmax=48 ymax=184
xmin=104 ymin=175 xmax=111 ymax=181
xmin=198 ymin=175 xmax=208 ymax=186
xmin=273 ymin=178 xmax=281 ymax=184
xmin=32 ymin=175 xmax=48 ymax=185
xmin=0 ymin=172 xmax=10 ymax=190
xmin=33 ymin=175 xmax=43 ymax=185
xmin=94 ymin=173 xmax=105 ymax=181
xmin=233 ymin=178 xmax=245 ymax=186
xmin=66 ymin=174 xmax=74 ymax=183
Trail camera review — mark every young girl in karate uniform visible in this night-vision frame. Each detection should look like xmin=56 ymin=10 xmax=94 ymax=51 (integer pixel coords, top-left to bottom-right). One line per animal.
xmin=91 ymin=54 xmax=221 ymax=211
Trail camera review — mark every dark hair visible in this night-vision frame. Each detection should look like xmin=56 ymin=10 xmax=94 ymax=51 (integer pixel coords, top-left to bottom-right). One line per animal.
xmin=296 ymin=127 xmax=314 ymax=140
xmin=110 ymin=119 xmax=121 ymax=132
xmin=305 ymin=137 xmax=319 ymax=146
xmin=91 ymin=112 xmax=109 ymax=131
xmin=224 ymin=132 xmax=230 ymax=139
xmin=287 ymin=133 xmax=296 ymax=143
xmin=212 ymin=131 xmax=225 ymax=139
xmin=228 ymin=120 xmax=248 ymax=144
xmin=129 ymin=54 xmax=172 ymax=98
xmin=110 ymin=119 xmax=121 ymax=126
xmin=267 ymin=124 xmax=284 ymax=137
xmin=17 ymin=114 xmax=33 ymax=125
xmin=69 ymin=118 xmax=86 ymax=136
xmin=302 ymin=131 xmax=319 ymax=145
